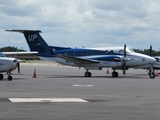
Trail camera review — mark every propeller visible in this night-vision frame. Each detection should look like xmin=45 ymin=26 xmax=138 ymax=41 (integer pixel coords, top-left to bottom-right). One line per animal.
xmin=122 ymin=44 xmax=126 ymax=75
xmin=16 ymin=59 xmax=21 ymax=74
xmin=17 ymin=62 xmax=20 ymax=73
xmin=150 ymin=45 xmax=152 ymax=57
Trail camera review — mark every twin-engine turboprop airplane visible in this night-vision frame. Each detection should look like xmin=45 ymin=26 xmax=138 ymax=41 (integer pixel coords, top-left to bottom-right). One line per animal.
xmin=6 ymin=29 xmax=156 ymax=79
xmin=0 ymin=52 xmax=21 ymax=81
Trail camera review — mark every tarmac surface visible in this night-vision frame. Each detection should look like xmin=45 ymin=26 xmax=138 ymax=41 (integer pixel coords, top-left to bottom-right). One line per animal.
xmin=1 ymin=62 xmax=160 ymax=120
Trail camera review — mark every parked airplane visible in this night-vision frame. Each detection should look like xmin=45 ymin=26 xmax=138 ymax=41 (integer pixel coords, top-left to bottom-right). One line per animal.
xmin=6 ymin=29 xmax=156 ymax=79
xmin=0 ymin=52 xmax=21 ymax=81
xmin=134 ymin=46 xmax=160 ymax=71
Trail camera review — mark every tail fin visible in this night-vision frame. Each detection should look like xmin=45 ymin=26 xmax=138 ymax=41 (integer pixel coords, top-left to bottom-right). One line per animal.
xmin=6 ymin=29 xmax=50 ymax=54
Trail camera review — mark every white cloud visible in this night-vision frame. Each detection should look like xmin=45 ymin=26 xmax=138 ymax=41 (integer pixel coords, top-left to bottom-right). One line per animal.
xmin=1 ymin=0 xmax=160 ymax=51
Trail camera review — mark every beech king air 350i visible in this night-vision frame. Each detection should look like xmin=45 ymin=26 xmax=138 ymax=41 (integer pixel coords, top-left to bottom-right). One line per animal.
xmin=6 ymin=29 xmax=156 ymax=79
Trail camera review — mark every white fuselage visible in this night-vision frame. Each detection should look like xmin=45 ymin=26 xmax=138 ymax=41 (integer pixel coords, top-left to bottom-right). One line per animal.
xmin=0 ymin=57 xmax=18 ymax=72
xmin=39 ymin=47 xmax=156 ymax=70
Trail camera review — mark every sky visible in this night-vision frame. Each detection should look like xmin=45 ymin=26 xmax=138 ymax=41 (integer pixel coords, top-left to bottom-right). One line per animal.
xmin=0 ymin=0 xmax=160 ymax=51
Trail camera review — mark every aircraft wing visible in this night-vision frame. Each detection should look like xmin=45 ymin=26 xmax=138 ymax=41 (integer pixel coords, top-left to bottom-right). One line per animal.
xmin=3 ymin=51 xmax=38 ymax=55
xmin=57 ymin=54 xmax=99 ymax=64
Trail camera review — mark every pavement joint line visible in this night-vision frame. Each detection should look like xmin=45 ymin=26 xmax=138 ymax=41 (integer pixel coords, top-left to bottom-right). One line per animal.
xmin=72 ymin=85 xmax=95 ymax=87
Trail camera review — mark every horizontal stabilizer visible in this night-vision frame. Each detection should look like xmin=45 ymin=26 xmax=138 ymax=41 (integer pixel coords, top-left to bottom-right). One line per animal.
xmin=6 ymin=29 xmax=42 ymax=33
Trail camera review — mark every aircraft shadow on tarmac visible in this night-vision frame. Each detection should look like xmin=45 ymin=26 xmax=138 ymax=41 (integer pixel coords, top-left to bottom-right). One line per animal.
xmin=5 ymin=73 xmax=150 ymax=81
xmin=44 ymin=75 xmax=148 ymax=79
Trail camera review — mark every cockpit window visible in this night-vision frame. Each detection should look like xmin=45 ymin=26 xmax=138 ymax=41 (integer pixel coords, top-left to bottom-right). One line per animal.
xmin=0 ymin=52 xmax=6 ymax=57
xmin=128 ymin=48 xmax=135 ymax=53
xmin=119 ymin=50 xmax=124 ymax=54
xmin=119 ymin=50 xmax=129 ymax=54
xmin=119 ymin=48 xmax=135 ymax=54
xmin=155 ymin=57 xmax=160 ymax=62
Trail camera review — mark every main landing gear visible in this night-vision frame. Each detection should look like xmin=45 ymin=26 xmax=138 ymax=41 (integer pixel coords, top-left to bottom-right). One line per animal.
xmin=112 ymin=71 xmax=118 ymax=77
xmin=85 ymin=70 xmax=92 ymax=77
xmin=84 ymin=69 xmax=119 ymax=77
xmin=112 ymin=70 xmax=118 ymax=77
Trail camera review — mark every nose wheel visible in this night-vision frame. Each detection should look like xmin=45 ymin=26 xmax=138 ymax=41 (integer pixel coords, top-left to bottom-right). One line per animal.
xmin=7 ymin=75 xmax=12 ymax=81
xmin=7 ymin=72 xmax=12 ymax=81
xmin=148 ymin=70 xmax=155 ymax=79
xmin=0 ymin=73 xmax=12 ymax=81
xmin=148 ymin=67 xmax=155 ymax=79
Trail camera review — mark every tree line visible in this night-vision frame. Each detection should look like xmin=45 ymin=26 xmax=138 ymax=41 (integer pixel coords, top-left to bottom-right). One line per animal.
xmin=133 ymin=49 xmax=160 ymax=56
xmin=0 ymin=46 xmax=26 ymax=52
xmin=0 ymin=46 xmax=160 ymax=56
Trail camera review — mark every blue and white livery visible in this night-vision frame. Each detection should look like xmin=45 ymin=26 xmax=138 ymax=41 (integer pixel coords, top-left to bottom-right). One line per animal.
xmin=6 ymin=30 xmax=156 ymax=79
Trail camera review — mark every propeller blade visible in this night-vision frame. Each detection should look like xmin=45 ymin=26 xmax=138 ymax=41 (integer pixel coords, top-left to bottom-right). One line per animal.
xmin=150 ymin=45 xmax=152 ymax=57
xmin=123 ymin=44 xmax=127 ymax=75
xmin=124 ymin=44 xmax=126 ymax=57
xmin=123 ymin=63 xmax=126 ymax=75
xmin=17 ymin=63 xmax=20 ymax=74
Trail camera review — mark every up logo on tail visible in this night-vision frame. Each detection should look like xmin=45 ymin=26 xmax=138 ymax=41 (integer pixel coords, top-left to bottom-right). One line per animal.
xmin=28 ymin=34 xmax=37 ymax=41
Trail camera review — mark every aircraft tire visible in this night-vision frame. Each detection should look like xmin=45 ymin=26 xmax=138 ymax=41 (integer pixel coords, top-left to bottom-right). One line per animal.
xmin=149 ymin=72 xmax=155 ymax=79
xmin=8 ymin=76 xmax=12 ymax=81
xmin=0 ymin=74 xmax=3 ymax=80
xmin=85 ymin=72 xmax=92 ymax=77
xmin=112 ymin=72 xmax=118 ymax=77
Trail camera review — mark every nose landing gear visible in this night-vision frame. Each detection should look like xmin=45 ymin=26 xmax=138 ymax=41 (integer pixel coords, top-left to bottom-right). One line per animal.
xmin=7 ymin=72 xmax=12 ymax=81
xmin=148 ymin=69 xmax=155 ymax=79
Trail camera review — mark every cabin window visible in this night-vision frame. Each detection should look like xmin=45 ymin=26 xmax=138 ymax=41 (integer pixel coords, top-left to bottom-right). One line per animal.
xmin=110 ymin=50 xmax=114 ymax=54
xmin=119 ymin=50 xmax=124 ymax=54
xmin=100 ymin=51 xmax=103 ymax=54
xmin=142 ymin=58 xmax=145 ymax=61
xmin=105 ymin=50 xmax=108 ymax=54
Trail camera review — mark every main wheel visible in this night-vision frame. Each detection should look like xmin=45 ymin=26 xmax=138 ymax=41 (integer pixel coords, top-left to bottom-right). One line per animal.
xmin=85 ymin=72 xmax=92 ymax=77
xmin=0 ymin=74 xmax=3 ymax=80
xmin=8 ymin=76 xmax=12 ymax=81
xmin=112 ymin=72 xmax=118 ymax=77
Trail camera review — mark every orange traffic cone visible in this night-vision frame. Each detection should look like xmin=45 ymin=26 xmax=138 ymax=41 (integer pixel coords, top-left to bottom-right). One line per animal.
xmin=106 ymin=68 xmax=109 ymax=74
xmin=156 ymin=70 xmax=159 ymax=77
xmin=32 ymin=69 xmax=37 ymax=78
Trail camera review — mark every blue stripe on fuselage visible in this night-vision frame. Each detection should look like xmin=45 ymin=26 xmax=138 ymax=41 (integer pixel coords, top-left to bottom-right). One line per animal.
xmin=36 ymin=48 xmax=126 ymax=62
xmin=54 ymin=48 xmax=123 ymax=57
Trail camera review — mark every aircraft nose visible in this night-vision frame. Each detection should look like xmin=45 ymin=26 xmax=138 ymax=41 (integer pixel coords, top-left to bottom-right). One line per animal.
xmin=149 ymin=57 xmax=156 ymax=64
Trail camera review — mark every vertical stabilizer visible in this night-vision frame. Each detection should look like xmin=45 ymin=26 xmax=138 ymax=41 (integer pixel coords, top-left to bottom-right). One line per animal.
xmin=6 ymin=30 xmax=50 ymax=54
